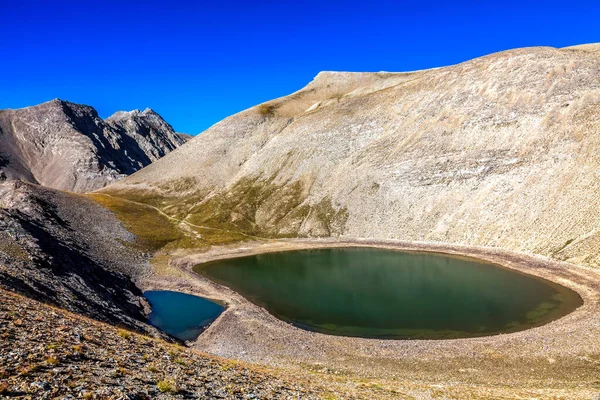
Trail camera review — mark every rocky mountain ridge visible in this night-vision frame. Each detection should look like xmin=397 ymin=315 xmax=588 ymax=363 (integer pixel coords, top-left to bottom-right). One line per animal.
xmin=0 ymin=99 xmax=186 ymax=193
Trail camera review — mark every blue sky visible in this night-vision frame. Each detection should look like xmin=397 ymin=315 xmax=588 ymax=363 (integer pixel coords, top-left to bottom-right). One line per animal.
xmin=2 ymin=0 xmax=598 ymax=134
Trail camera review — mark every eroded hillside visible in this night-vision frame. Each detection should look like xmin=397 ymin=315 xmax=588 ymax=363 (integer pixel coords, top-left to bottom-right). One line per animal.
xmin=0 ymin=180 xmax=152 ymax=333
xmin=101 ymin=44 xmax=600 ymax=267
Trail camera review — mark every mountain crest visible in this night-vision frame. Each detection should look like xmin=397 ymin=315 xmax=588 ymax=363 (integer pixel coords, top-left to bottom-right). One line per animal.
xmin=0 ymin=100 xmax=187 ymax=192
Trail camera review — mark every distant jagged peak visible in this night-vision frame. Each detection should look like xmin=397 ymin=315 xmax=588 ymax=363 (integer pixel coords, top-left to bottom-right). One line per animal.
xmin=107 ymin=107 xmax=165 ymax=122
xmin=0 ymin=98 xmax=186 ymax=192
xmin=141 ymin=107 xmax=158 ymax=115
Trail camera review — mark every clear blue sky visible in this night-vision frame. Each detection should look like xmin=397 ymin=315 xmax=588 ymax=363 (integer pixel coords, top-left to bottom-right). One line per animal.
xmin=2 ymin=0 xmax=598 ymax=134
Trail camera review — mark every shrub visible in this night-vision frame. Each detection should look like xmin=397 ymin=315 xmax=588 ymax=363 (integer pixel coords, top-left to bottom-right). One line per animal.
xmin=174 ymin=358 xmax=187 ymax=366
xmin=46 ymin=356 xmax=59 ymax=366
xmin=117 ymin=329 xmax=131 ymax=340
xmin=156 ymin=379 xmax=178 ymax=393
xmin=257 ymin=103 xmax=276 ymax=117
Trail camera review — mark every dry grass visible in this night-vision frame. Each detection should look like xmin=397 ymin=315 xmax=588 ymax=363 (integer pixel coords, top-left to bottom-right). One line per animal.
xmin=257 ymin=103 xmax=276 ymax=117
xmin=156 ymin=379 xmax=178 ymax=393
xmin=117 ymin=329 xmax=132 ymax=340
xmin=88 ymin=193 xmax=183 ymax=252
xmin=45 ymin=356 xmax=59 ymax=366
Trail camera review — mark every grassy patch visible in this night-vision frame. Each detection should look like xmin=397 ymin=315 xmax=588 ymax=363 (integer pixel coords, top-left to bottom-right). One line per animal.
xmin=0 ymin=232 xmax=30 ymax=261
xmin=156 ymin=379 xmax=178 ymax=393
xmin=46 ymin=356 xmax=59 ymax=366
xmin=92 ymin=176 xmax=348 ymax=256
xmin=183 ymin=176 xmax=348 ymax=238
xmin=88 ymin=193 xmax=183 ymax=252
xmin=117 ymin=329 xmax=132 ymax=340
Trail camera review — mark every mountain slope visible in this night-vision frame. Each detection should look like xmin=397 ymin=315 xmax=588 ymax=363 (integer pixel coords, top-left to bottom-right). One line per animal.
xmin=0 ymin=99 xmax=186 ymax=192
xmin=0 ymin=180 xmax=153 ymax=333
xmin=101 ymin=44 xmax=600 ymax=267
xmin=0 ymin=288 xmax=329 ymax=399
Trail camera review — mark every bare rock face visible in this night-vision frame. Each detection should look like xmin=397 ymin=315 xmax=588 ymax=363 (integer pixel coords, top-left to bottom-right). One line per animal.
xmin=0 ymin=99 xmax=186 ymax=193
xmin=104 ymin=44 xmax=600 ymax=268
xmin=106 ymin=108 xmax=186 ymax=162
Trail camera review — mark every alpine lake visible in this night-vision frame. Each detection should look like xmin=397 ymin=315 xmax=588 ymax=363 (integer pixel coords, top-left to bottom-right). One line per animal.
xmin=191 ymin=247 xmax=582 ymax=340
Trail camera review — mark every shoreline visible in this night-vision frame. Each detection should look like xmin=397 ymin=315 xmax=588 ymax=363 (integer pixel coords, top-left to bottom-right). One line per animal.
xmin=140 ymin=238 xmax=600 ymax=397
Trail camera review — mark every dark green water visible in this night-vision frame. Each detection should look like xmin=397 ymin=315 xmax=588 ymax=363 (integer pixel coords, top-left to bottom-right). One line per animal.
xmin=145 ymin=290 xmax=224 ymax=341
xmin=194 ymin=248 xmax=582 ymax=339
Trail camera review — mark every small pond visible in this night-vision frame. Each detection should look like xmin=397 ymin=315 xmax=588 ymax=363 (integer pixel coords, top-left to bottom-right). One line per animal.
xmin=194 ymin=248 xmax=582 ymax=339
xmin=145 ymin=290 xmax=224 ymax=341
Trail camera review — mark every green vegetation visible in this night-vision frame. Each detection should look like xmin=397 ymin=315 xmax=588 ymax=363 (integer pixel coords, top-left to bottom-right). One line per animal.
xmin=117 ymin=329 xmax=132 ymax=340
xmin=156 ymin=379 xmax=178 ymax=393
xmin=183 ymin=176 xmax=348 ymax=238
xmin=89 ymin=193 xmax=183 ymax=252
xmin=46 ymin=356 xmax=59 ymax=366
xmin=0 ymin=232 xmax=30 ymax=261
xmin=91 ymin=175 xmax=348 ymax=262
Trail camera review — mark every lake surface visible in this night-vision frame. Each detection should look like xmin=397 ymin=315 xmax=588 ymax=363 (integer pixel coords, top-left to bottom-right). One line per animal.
xmin=194 ymin=248 xmax=582 ymax=339
xmin=144 ymin=290 xmax=224 ymax=341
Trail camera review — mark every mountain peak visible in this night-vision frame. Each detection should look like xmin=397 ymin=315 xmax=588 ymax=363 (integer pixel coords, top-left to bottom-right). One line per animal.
xmin=107 ymin=107 xmax=163 ymax=121
xmin=0 ymin=99 xmax=186 ymax=192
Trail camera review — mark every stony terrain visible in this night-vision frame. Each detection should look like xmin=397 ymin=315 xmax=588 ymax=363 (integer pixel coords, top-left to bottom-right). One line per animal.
xmin=0 ymin=99 xmax=186 ymax=192
xmin=104 ymin=44 xmax=600 ymax=268
xmin=0 ymin=180 xmax=153 ymax=333
xmin=0 ymin=288 xmax=332 ymax=399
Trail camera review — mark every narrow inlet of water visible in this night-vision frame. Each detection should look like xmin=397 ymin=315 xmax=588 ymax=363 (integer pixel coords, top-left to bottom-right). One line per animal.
xmin=144 ymin=290 xmax=224 ymax=341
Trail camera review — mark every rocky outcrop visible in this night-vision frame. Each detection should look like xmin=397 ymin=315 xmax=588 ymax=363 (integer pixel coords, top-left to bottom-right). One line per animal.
xmin=103 ymin=44 xmax=600 ymax=268
xmin=0 ymin=99 xmax=186 ymax=193
xmin=106 ymin=108 xmax=186 ymax=162
xmin=0 ymin=180 xmax=152 ymax=333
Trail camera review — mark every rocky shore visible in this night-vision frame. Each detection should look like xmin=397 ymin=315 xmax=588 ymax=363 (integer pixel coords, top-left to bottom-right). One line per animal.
xmin=143 ymin=239 xmax=600 ymax=400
